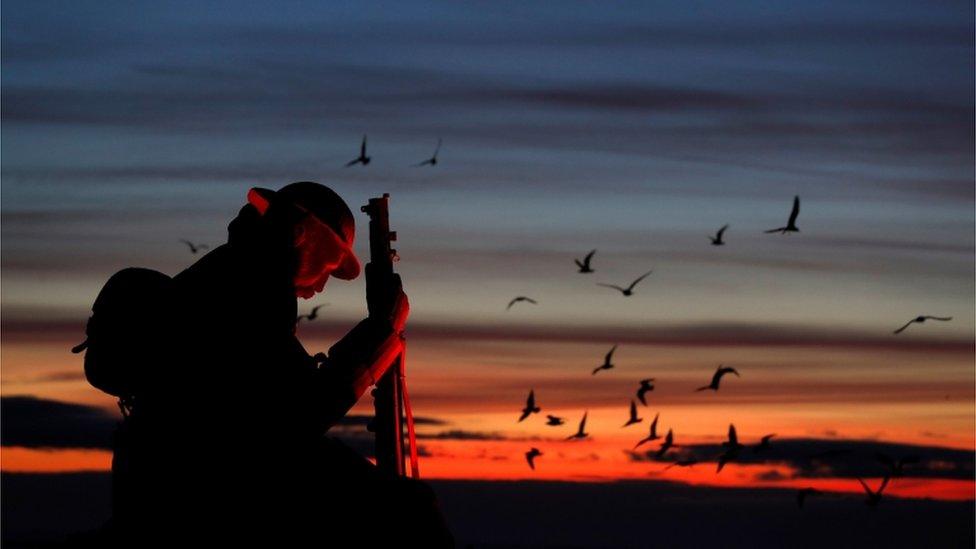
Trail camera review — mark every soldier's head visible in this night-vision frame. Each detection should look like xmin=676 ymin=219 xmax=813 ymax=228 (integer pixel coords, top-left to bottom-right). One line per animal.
xmin=246 ymin=182 xmax=361 ymax=298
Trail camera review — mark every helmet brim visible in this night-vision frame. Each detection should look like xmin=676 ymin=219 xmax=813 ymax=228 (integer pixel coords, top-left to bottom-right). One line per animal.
xmin=247 ymin=186 xmax=361 ymax=281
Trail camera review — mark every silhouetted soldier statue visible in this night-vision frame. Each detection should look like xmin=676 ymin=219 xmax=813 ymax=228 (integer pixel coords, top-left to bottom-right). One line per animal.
xmin=98 ymin=182 xmax=452 ymax=546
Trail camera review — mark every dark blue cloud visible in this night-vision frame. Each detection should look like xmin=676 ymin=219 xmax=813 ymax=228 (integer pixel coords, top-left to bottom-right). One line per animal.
xmin=0 ymin=396 xmax=118 ymax=450
xmin=627 ymin=437 xmax=975 ymax=480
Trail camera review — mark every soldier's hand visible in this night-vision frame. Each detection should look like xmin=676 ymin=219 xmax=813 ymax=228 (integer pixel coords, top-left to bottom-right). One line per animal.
xmin=366 ymin=266 xmax=408 ymax=331
xmin=390 ymin=287 xmax=409 ymax=334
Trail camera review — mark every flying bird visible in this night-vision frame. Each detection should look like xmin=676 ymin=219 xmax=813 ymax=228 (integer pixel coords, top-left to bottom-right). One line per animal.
xmin=344 ymin=135 xmax=371 ymax=167
xmin=597 ymin=270 xmax=653 ymax=297
xmin=893 ymin=315 xmax=952 ymax=334
xmin=575 ymin=249 xmax=596 ymax=273
xmin=717 ymin=424 xmax=744 ymax=473
xmin=636 ymin=378 xmax=655 ymax=406
xmin=764 ymin=195 xmax=800 ymax=234
xmin=709 ymin=224 xmax=729 ymax=246
xmin=858 ymin=476 xmax=890 ymax=507
xmin=545 ymin=415 xmax=565 ymax=426
xmin=179 ymin=239 xmax=209 ymax=254
xmin=507 ymin=296 xmax=538 ymax=310
xmin=622 ymin=400 xmax=643 ymax=427
xmin=566 ymin=412 xmax=589 ymax=440
xmin=634 ymin=413 xmax=660 ymax=449
xmin=525 ymin=448 xmax=542 ymax=470
xmin=656 ymin=429 xmax=676 ymax=459
xmin=663 ymin=458 xmax=698 ymax=471
xmin=414 ymin=138 xmax=441 ymax=167
xmin=296 ymin=304 xmax=327 ymax=323
xmin=722 ymin=424 xmax=743 ymax=450
xmin=518 ymin=390 xmax=541 ymax=422
xmin=695 ymin=365 xmax=740 ymax=392
xmin=875 ymin=453 xmax=920 ymax=478
xmin=591 ymin=345 xmax=617 ymax=375
xmin=796 ymin=487 xmax=822 ymax=508
xmin=753 ymin=434 xmax=776 ymax=453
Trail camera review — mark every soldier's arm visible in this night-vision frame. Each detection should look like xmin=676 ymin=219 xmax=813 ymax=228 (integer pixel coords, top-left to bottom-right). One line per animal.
xmin=310 ymin=289 xmax=409 ymax=432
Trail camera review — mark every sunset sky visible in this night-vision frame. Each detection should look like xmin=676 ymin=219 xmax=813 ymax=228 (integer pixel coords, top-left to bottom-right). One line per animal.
xmin=2 ymin=0 xmax=974 ymax=507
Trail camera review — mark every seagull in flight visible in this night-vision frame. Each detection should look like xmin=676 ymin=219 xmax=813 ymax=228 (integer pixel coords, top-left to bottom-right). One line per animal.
xmin=656 ymin=429 xmax=676 ymax=459
xmin=296 ymin=304 xmax=327 ymax=323
xmin=753 ymin=434 xmax=776 ymax=453
xmin=634 ymin=413 xmax=661 ymax=449
xmin=636 ymin=378 xmax=655 ymax=406
xmin=414 ymin=138 xmax=441 ymax=167
xmin=507 ymin=296 xmax=538 ymax=310
xmin=545 ymin=415 xmax=565 ymax=426
xmin=525 ymin=448 xmax=542 ymax=470
xmin=663 ymin=458 xmax=698 ymax=471
xmin=764 ymin=195 xmax=800 ymax=234
xmin=592 ymin=344 xmax=617 ymax=375
xmin=893 ymin=315 xmax=952 ymax=334
xmin=575 ymin=249 xmax=596 ymax=273
xmin=858 ymin=476 xmax=890 ymax=507
xmin=717 ymin=424 xmax=744 ymax=473
xmin=709 ymin=224 xmax=729 ymax=246
xmin=179 ymin=239 xmax=209 ymax=254
xmin=566 ymin=412 xmax=589 ymax=440
xmin=622 ymin=400 xmax=643 ymax=427
xmin=597 ymin=270 xmax=652 ymax=297
xmin=695 ymin=365 xmax=740 ymax=392
xmin=796 ymin=487 xmax=822 ymax=508
xmin=344 ymin=135 xmax=371 ymax=167
xmin=518 ymin=390 xmax=541 ymax=422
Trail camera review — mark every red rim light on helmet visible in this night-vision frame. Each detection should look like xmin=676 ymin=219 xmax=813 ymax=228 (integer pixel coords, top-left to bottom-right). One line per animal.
xmin=247 ymin=187 xmax=361 ymax=280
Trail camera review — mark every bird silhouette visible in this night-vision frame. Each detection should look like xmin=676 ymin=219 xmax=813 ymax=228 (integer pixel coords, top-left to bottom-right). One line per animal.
xmin=592 ymin=344 xmax=617 ymax=375
xmin=575 ymin=249 xmax=596 ymax=273
xmin=179 ymin=239 xmax=209 ymax=254
xmin=414 ymin=138 xmax=441 ymax=167
xmin=344 ymin=135 xmax=371 ymax=167
xmin=695 ymin=365 xmax=740 ymax=392
xmin=545 ymin=415 xmax=565 ymax=426
xmin=893 ymin=315 xmax=952 ymax=334
xmin=656 ymin=429 xmax=676 ymax=459
xmin=709 ymin=224 xmax=729 ymax=246
xmin=721 ymin=424 xmax=743 ymax=450
xmin=518 ymin=390 xmax=541 ymax=422
xmin=622 ymin=400 xmax=643 ymax=427
xmin=796 ymin=487 xmax=822 ymax=508
xmin=663 ymin=458 xmax=698 ymax=471
xmin=296 ymin=304 xmax=327 ymax=323
xmin=717 ymin=424 xmax=744 ymax=473
xmin=753 ymin=434 xmax=776 ymax=453
xmin=634 ymin=413 xmax=661 ymax=449
xmin=597 ymin=270 xmax=652 ymax=296
xmin=636 ymin=379 xmax=655 ymax=406
xmin=566 ymin=412 xmax=589 ymax=440
xmin=858 ymin=476 xmax=890 ymax=507
xmin=764 ymin=195 xmax=800 ymax=234
xmin=525 ymin=448 xmax=542 ymax=470
xmin=507 ymin=296 xmax=538 ymax=310
xmin=875 ymin=453 xmax=920 ymax=478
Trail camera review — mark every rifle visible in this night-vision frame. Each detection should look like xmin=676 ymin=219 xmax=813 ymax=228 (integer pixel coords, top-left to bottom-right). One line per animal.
xmin=361 ymin=193 xmax=419 ymax=478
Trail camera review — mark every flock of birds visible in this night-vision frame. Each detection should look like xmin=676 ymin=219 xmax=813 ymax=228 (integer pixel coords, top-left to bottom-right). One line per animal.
xmin=175 ymin=135 xmax=955 ymax=509
xmin=501 ymin=193 xmax=952 ymax=509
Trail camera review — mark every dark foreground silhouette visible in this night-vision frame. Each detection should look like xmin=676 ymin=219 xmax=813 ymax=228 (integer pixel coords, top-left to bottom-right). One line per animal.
xmin=75 ymin=183 xmax=453 ymax=546
xmin=9 ymin=474 xmax=971 ymax=549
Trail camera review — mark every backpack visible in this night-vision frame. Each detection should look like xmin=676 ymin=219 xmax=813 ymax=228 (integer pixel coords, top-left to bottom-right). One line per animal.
xmin=73 ymin=268 xmax=173 ymax=405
